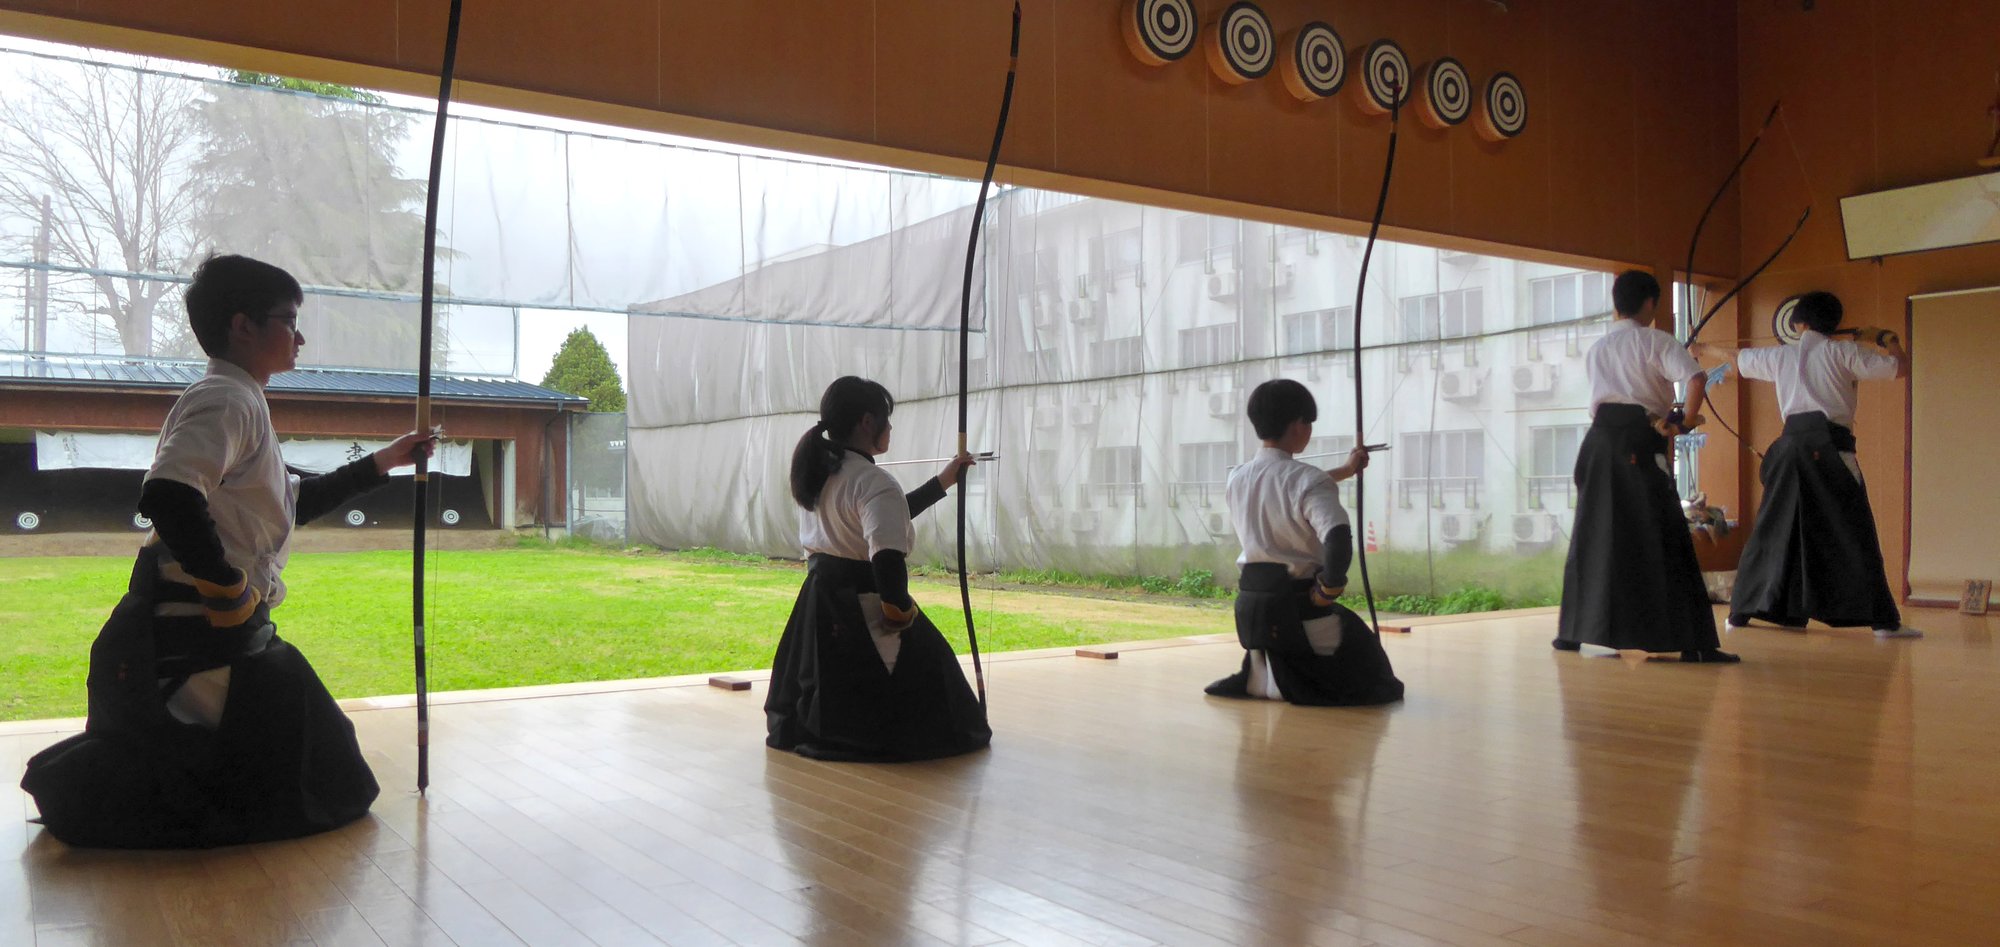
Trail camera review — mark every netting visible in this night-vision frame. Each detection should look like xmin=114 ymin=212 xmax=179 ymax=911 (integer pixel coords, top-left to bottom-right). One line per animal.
xmin=628 ymin=189 xmax=1618 ymax=603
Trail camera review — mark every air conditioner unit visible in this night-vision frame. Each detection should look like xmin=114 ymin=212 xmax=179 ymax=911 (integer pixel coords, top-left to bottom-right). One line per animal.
xmin=1512 ymin=362 xmax=1558 ymax=395
xmin=1033 ymin=405 xmax=1063 ymax=429
xmin=1440 ymin=369 xmax=1484 ymax=401
xmin=1207 ymin=391 xmax=1239 ymax=419
xmin=1068 ymin=510 xmax=1101 ymax=533
xmin=1514 ymin=513 xmax=1559 ymax=545
xmin=1204 ymin=511 xmax=1232 ymax=536
xmin=1207 ymin=271 xmax=1239 ymax=300
xmin=1439 ymin=512 xmax=1481 ymax=544
xmin=1069 ymin=403 xmax=1103 ymax=427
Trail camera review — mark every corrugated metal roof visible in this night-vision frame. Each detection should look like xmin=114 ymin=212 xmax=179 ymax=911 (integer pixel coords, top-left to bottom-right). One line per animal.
xmin=0 ymin=355 xmax=586 ymax=405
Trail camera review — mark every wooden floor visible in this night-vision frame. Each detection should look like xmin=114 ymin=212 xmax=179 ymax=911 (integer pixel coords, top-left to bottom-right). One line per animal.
xmin=7 ymin=608 xmax=1999 ymax=947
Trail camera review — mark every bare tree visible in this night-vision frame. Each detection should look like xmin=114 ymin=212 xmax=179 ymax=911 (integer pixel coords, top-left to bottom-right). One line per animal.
xmin=0 ymin=58 xmax=209 ymax=357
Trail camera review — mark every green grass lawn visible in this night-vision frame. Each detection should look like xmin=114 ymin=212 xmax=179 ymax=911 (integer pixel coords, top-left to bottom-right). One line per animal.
xmin=0 ymin=544 xmax=1231 ymax=721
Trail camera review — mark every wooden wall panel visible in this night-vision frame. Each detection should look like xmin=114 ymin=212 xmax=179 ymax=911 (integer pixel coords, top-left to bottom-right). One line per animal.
xmin=1733 ymin=0 xmax=2000 ymax=599
xmin=0 ymin=0 xmax=1742 ymax=279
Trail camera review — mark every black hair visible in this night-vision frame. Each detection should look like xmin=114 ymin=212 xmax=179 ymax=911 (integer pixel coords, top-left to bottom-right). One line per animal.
xmin=184 ymin=254 xmax=303 ymax=357
xmin=1246 ymin=378 xmax=1317 ymax=441
xmin=1611 ymin=269 xmax=1661 ymax=318
xmin=1789 ymin=291 xmax=1843 ymax=335
xmin=790 ymin=375 xmax=895 ymax=510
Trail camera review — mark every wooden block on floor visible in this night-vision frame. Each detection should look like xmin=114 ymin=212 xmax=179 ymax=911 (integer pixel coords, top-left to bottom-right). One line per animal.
xmin=1075 ymin=647 xmax=1120 ymax=660
xmin=1380 ymin=624 xmax=1414 ymax=634
xmin=707 ymin=675 xmax=753 ymax=691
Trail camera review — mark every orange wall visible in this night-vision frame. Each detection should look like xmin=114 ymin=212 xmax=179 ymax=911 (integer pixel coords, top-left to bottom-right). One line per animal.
xmin=1731 ymin=0 xmax=2000 ymax=598
xmin=0 ymin=0 xmax=1742 ymax=278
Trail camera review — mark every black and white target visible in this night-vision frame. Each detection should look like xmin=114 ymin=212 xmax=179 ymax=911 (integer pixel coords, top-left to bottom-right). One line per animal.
xmin=1122 ymin=0 xmax=1198 ymax=66
xmin=1204 ymin=2 xmax=1274 ymax=84
xmin=1351 ymin=39 xmax=1412 ymax=116
xmin=1773 ymin=296 xmax=1805 ymax=344
xmin=1278 ymin=22 xmax=1345 ymax=102
xmin=1418 ymin=57 xmax=1472 ymax=128
xmin=1474 ymin=71 xmax=1528 ymax=141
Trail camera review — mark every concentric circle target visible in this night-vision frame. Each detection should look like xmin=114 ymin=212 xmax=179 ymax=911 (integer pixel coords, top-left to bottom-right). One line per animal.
xmin=1773 ymin=296 xmax=1805 ymax=345
xmin=1278 ymin=22 xmax=1345 ymax=101
xmin=1204 ymin=2 xmax=1274 ymax=84
xmin=344 ymin=509 xmax=366 ymax=527
xmin=1474 ymin=71 xmax=1528 ymax=141
xmin=1351 ymin=39 xmax=1412 ymax=116
xmin=133 ymin=513 xmax=152 ymax=530
xmin=1122 ymin=0 xmax=1198 ymax=66
xmin=16 ymin=511 xmax=39 ymax=531
xmin=1418 ymin=57 xmax=1472 ymax=128
xmin=442 ymin=508 xmax=461 ymax=526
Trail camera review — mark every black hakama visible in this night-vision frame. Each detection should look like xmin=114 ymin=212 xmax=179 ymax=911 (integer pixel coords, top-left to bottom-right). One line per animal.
xmin=1209 ymin=563 xmax=1404 ymax=706
xmin=765 ymin=554 xmax=991 ymax=762
xmin=20 ymin=547 xmax=378 ymax=849
xmin=1729 ymin=411 xmax=1900 ymax=629
xmin=1556 ymin=404 xmax=1721 ymax=652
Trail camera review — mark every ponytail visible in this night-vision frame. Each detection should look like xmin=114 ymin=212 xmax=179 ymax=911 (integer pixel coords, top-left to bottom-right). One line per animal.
xmin=789 ymin=376 xmax=894 ymax=510
xmin=790 ymin=422 xmax=841 ymax=510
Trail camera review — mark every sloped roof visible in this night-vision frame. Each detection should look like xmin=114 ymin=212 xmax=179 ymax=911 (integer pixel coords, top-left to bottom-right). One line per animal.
xmin=0 ymin=354 xmax=586 ymax=406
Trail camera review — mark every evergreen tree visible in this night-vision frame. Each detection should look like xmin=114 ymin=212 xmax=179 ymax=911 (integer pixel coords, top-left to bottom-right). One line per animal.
xmin=541 ymin=327 xmax=626 ymax=412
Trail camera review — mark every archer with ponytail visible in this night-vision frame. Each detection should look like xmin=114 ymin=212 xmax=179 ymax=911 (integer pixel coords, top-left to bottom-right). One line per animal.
xmin=765 ymin=376 xmax=991 ymax=762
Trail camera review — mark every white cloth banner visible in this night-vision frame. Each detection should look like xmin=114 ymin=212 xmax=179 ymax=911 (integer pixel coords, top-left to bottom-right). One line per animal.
xmin=35 ymin=431 xmax=474 ymax=477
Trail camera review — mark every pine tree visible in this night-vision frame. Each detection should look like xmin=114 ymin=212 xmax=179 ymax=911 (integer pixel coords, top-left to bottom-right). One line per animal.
xmin=540 ymin=327 xmax=626 ymax=412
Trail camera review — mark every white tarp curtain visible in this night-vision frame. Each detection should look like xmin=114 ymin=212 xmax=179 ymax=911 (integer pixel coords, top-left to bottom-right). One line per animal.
xmin=34 ymin=430 xmax=474 ymax=476
xmin=627 ymin=188 xmax=1626 ymax=602
xmin=0 ymin=48 xmax=983 ymax=377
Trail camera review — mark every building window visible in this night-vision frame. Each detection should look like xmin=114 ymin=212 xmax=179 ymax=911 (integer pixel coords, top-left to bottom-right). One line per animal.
xmin=1091 ymin=228 xmax=1143 ymax=281
xmin=1397 ymin=288 xmax=1483 ymax=341
xmin=1176 ymin=215 xmax=1239 ymax=266
xmin=1530 ymin=271 xmax=1611 ymax=326
xmin=1174 ymin=441 xmax=1235 ymax=505
xmin=1398 ymin=430 xmax=1485 ymax=508
xmin=1527 ymin=424 xmax=1585 ymax=509
xmin=1279 ymin=306 xmax=1356 ymax=356
xmin=1091 ymin=336 xmax=1144 ymax=376
xmin=1090 ymin=445 xmax=1142 ymax=499
xmin=1178 ymin=323 xmax=1237 ymax=367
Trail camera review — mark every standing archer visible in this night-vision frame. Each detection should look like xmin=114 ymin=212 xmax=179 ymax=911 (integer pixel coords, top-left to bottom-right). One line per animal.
xmin=1693 ymin=291 xmax=1920 ymax=638
xmin=1555 ymin=270 xmax=1738 ymax=663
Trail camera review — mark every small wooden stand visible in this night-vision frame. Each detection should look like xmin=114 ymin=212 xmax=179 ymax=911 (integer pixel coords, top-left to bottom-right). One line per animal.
xmin=707 ymin=675 xmax=753 ymax=691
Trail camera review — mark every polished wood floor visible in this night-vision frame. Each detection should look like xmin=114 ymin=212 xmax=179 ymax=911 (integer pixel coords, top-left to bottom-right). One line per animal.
xmin=7 ymin=608 xmax=1999 ymax=946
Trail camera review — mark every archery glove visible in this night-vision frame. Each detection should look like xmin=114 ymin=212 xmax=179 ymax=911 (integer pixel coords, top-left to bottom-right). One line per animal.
xmin=192 ymin=568 xmax=265 ymax=631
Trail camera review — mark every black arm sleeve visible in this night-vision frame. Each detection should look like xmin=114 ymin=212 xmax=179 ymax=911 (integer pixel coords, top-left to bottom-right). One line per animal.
xmin=293 ymin=456 xmax=393 ymax=525
xmin=870 ymin=549 xmax=914 ymax=610
xmin=137 ymin=478 xmax=235 ymax=585
xmin=1320 ymin=524 xmax=1354 ymax=589
xmin=905 ymin=478 xmax=947 ymax=518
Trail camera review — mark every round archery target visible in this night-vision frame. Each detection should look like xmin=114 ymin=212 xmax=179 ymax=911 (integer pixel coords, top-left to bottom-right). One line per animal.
xmin=1278 ymin=22 xmax=1345 ymax=101
xmin=1773 ymin=295 xmax=1805 ymax=344
xmin=1474 ymin=71 xmax=1528 ymax=141
xmin=1122 ymin=0 xmax=1198 ymax=66
xmin=344 ymin=509 xmax=366 ymax=527
xmin=1204 ymin=2 xmax=1274 ymax=84
xmin=1351 ymin=39 xmax=1412 ymax=115
xmin=1418 ymin=57 xmax=1472 ymax=128
xmin=441 ymin=508 xmax=461 ymax=526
